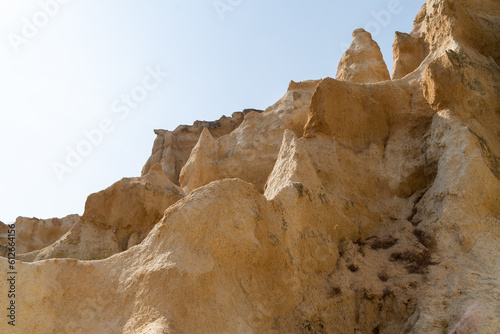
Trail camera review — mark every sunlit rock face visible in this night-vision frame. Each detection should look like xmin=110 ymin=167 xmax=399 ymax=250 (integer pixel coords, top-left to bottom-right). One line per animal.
xmin=1 ymin=1 xmax=499 ymax=333
xmin=141 ymin=109 xmax=263 ymax=185
xmin=0 ymin=214 xmax=79 ymax=256
xmin=336 ymin=28 xmax=391 ymax=84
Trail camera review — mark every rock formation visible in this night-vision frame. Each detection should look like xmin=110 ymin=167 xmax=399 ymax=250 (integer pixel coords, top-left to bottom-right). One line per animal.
xmin=141 ymin=109 xmax=263 ymax=184
xmin=391 ymin=31 xmax=428 ymax=79
xmin=0 ymin=214 xmax=78 ymax=256
xmin=1 ymin=0 xmax=499 ymax=333
xmin=180 ymin=80 xmax=318 ymax=193
xmin=336 ymin=28 xmax=391 ymax=83
xmin=18 ymin=164 xmax=184 ymax=261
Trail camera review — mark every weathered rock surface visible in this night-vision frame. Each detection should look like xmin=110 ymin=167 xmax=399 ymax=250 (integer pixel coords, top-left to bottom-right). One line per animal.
xmin=142 ymin=109 xmax=263 ymax=184
xmin=1 ymin=0 xmax=499 ymax=333
xmin=0 ymin=214 xmax=79 ymax=256
xmin=180 ymin=80 xmax=319 ymax=194
xmin=392 ymin=31 xmax=429 ymax=79
xmin=336 ymin=28 xmax=391 ymax=83
xmin=18 ymin=163 xmax=184 ymax=261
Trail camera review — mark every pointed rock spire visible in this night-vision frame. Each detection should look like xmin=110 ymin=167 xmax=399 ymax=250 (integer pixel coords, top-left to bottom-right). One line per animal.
xmin=179 ymin=128 xmax=218 ymax=194
xmin=336 ymin=28 xmax=391 ymax=83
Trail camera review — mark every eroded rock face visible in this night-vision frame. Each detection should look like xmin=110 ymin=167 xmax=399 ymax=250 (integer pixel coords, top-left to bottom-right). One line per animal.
xmin=180 ymin=80 xmax=319 ymax=194
xmin=392 ymin=31 xmax=429 ymax=79
xmin=0 ymin=214 xmax=79 ymax=255
xmin=336 ymin=28 xmax=391 ymax=83
xmin=18 ymin=164 xmax=184 ymax=261
xmin=1 ymin=0 xmax=499 ymax=333
xmin=141 ymin=109 xmax=263 ymax=184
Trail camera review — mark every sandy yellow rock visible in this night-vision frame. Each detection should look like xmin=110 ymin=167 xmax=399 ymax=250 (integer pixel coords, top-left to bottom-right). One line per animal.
xmin=1 ymin=1 xmax=499 ymax=333
xmin=18 ymin=163 xmax=184 ymax=261
xmin=0 ymin=214 xmax=78 ymax=255
xmin=142 ymin=110 xmax=262 ymax=184
xmin=180 ymin=80 xmax=319 ymax=194
xmin=391 ymin=31 xmax=428 ymax=79
xmin=336 ymin=28 xmax=391 ymax=83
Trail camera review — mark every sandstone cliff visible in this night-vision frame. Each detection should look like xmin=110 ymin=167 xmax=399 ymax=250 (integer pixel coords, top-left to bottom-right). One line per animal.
xmin=1 ymin=0 xmax=499 ymax=333
xmin=17 ymin=164 xmax=184 ymax=262
xmin=180 ymin=80 xmax=318 ymax=194
xmin=141 ymin=109 xmax=263 ymax=184
xmin=0 ymin=214 xmax=78 ymax=256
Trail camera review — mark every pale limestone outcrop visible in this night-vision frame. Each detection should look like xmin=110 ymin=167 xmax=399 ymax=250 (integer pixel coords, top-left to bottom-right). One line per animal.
xmin=180 ymin=80 xmax=319 ymax=194
xmin=336 ymin=28 xmax=391 ymax=83
xmin=18 ymin=164 xmax=184 ymax=261
xmin=0 ymin=214 xmax=79 ymax=255
xmin=142 ymin=109 xmax=262 ymax=184
xmin=1 ymin=0 xmax=499 ymax=333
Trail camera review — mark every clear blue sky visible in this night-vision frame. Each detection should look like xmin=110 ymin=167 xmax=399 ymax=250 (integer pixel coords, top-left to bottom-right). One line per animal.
xmin=0 ymin=0 xmax=424 ymax=222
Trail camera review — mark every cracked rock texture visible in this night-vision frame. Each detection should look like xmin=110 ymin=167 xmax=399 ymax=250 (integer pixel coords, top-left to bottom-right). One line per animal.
xmin=1 ymin=0 xmax=499 ymax=333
